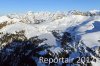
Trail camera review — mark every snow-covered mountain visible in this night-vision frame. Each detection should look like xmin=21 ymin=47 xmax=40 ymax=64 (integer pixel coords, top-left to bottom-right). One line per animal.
xmin=0 ymin=10 xmax=100 ymax=66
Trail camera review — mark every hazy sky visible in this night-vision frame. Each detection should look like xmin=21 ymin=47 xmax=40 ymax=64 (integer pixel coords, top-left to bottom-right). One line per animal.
xmin=0 ymin=0 xmax=99 ymax=14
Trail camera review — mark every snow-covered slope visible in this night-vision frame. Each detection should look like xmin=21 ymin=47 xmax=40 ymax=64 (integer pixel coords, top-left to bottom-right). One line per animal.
xmin=0 ymin=10 xmax=100 ymax=66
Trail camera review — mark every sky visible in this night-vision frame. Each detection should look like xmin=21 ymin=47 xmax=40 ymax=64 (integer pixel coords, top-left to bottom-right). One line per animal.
xmin=0 ymin=0 xmax=99 ymax=14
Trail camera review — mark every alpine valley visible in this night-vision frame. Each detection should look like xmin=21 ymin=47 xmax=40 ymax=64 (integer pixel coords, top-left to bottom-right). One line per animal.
xmin=0 ymin=10 xmax=100 ymax=66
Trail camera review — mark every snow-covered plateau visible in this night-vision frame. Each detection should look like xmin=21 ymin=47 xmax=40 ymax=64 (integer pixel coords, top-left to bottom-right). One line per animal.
xmin=0 ymin=10 xmax=100 ymax=66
